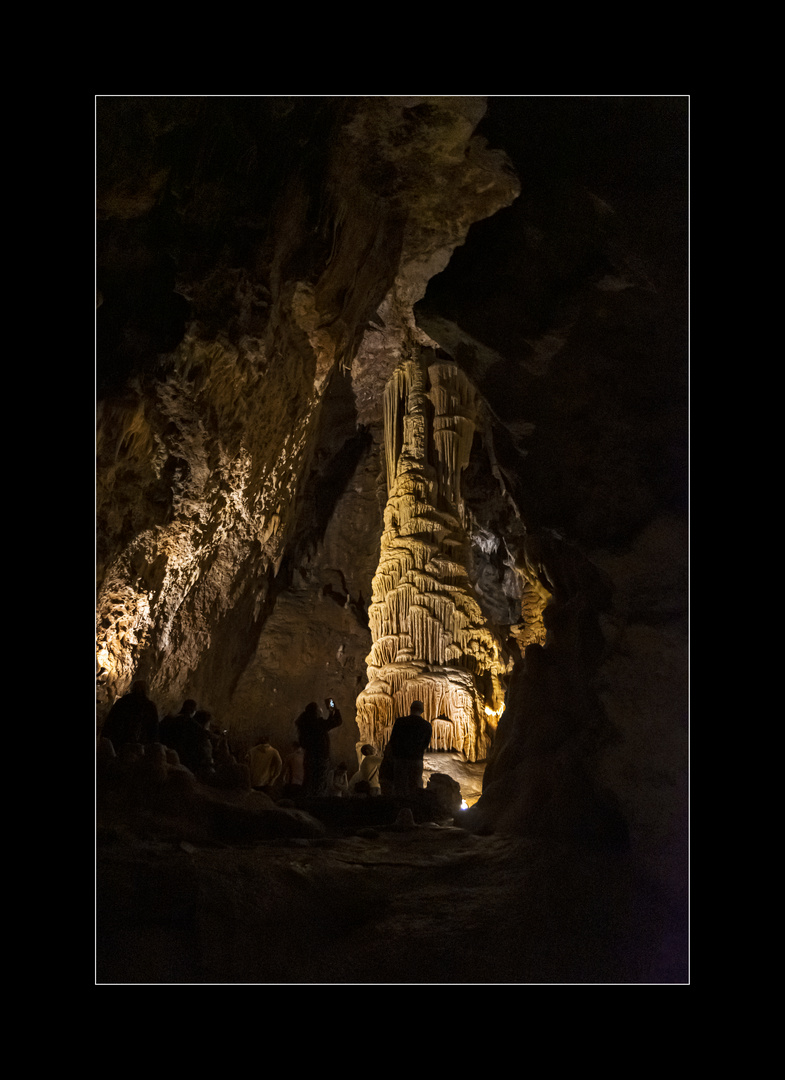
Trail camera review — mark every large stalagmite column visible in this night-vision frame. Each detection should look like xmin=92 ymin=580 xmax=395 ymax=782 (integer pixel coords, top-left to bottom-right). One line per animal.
xmin=355 ymin=354 xmax=507 ymax=762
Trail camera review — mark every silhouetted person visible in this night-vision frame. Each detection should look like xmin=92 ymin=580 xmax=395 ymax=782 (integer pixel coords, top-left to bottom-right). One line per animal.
xmin=159 ymin=699 xmax=197 ymax=758
xmin=247 ymin=734 xmax=283 ymax=792
xmin=177 ymin=709 xmax=214 ymax=778
xmin=204 ymin=716 xmax=231 ymax=760
xmin=102 ymin=680 xmax=159 ymax=749
xmin=295 ymin=698 xmax=342 ymax=796
xmin=205 ymin=720 xmax=249 ymax=790
xmin=387 ymin=700 xmax=432 ymax=796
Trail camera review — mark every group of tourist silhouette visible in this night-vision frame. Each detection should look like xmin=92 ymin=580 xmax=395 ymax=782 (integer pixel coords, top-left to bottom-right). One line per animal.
xmin=100 ymin=681 xmax=439 ymax=800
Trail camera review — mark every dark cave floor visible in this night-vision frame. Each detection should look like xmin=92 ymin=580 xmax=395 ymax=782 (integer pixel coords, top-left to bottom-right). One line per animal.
xmin=97 ymin=819 xmax=687 ymax=984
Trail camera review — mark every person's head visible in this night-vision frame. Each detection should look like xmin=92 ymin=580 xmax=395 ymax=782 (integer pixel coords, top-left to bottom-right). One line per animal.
xmin=411 ymin=700 xmax=424 ymax=715
xmin=131 ymin=680 xmax=149 ymax=697
xmin=181 ymin=699 xmax=197 ymax=716
xmin=257 ymin=733 xmax=270 ymax=745
xmin=303 ymin=702 xmax=321 ymax=720
xmin=361 ymin=744 xmax=375 ymax=757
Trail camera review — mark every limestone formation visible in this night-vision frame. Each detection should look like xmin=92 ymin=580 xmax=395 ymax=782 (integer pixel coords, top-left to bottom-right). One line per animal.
xmin=356 ymin=356 xmax=508 ymax=761
xmin=96 ymin=96 xmax=519 ymax=735
xmin=96 ymin=98 xmax=688 ymax=979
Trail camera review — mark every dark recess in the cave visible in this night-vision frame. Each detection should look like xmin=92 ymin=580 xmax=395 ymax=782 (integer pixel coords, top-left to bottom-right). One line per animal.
xmin=415 ymin=95 xmax=687 ymax=548
xmin=272 ymin=365 xmax=374 ymax=628
xmin=96 ymin=97 xmax=353 ymax=399
xmin=296 ymin=426 xmax=373 ymax=561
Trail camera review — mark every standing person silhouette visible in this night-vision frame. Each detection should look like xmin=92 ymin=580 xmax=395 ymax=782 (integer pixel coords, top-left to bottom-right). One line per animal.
xmin=102 ymin=680 xmax=159 ymax=749
xmin=295 ymin=698 xmax=342 ymax=796
xmin=387 ymin=700 xmax=432 ymax=796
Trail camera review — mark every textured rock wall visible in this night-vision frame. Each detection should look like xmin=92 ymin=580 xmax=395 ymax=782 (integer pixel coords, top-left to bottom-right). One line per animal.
xmin=96 ymin=97 xmax=519 ymax=755
xmin=96 ymin=322 xmax=333 ymax=716
xmin=223 ymin=412 xmax=383 ymax=765
xmin=356 ymin=356 xmax=507 ymax=761
xmin=96 ymin=96 xmax=687 ymax=910
xmin=424 ymin=98 xmax=688 ymax=901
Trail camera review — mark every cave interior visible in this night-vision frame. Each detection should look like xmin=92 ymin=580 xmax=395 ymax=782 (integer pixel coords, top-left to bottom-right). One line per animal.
xmin=96 ymin=95 xmax=688 ymax=985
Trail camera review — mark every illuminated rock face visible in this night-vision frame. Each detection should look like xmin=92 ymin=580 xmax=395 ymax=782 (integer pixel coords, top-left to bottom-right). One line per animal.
xmin=95 ymin=327 xmax=332 ymax=714
xmin=96 ymin=97 xmax=688 ymax=919
xmin=356 ymin=356 xmax=507 ymax=761
xmin=95 ymin=97 xmax=519 ymax=728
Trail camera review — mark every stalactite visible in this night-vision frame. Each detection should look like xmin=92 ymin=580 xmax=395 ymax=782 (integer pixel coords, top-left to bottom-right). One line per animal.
xmin=356 ymin=356 xmax=509 ymax=762
xmin=383 ymin=366 xmax=409 ymax=489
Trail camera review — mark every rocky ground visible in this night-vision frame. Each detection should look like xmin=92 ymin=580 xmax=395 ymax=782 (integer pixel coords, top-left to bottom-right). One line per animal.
xmin=96 ymin=771 xmax=686 ymax=985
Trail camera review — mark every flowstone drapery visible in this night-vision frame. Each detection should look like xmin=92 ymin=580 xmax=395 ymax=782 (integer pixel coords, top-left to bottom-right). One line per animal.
xmin=355 ymin=355 xmax=508 ymax=762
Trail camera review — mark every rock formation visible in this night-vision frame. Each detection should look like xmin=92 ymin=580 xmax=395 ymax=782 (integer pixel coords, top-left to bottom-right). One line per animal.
xmin=96 ymin=96 xmax=688 ymax=971
xmin=356 ymin=355 xmax=508 ymax=761
xmin=96 ymin=96 xmax=518 ymax=766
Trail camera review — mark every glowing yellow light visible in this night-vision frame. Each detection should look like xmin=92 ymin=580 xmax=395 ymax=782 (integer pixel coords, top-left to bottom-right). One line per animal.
xmin=484 ymin=703 xmax=505 ymax=718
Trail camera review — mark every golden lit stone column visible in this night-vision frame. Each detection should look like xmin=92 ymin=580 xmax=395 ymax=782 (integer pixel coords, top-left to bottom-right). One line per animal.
xmin=355 ymin=354 xmax=507 ymax=762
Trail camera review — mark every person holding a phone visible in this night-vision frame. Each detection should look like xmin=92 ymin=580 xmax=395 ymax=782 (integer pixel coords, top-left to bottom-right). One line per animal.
xmin=295 ymin=697 xmax=342 ymax=796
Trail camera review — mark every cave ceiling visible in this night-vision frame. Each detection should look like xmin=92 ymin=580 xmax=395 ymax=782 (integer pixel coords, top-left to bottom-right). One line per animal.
xmin=96 ymin=96 xmax=688 ymax=776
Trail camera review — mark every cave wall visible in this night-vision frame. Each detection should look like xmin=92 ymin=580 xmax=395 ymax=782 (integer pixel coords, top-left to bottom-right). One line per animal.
xmin=96 ymin=96 xmax=519 ymax=756
xmin=96 ymin=95 xmax=688 ymax=898
xmin=421 ymin=97 xmax=688 ymax=896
